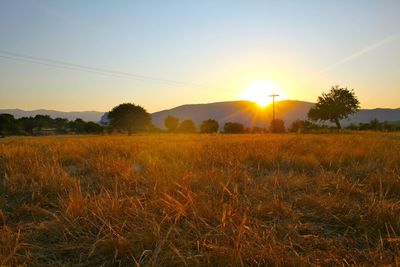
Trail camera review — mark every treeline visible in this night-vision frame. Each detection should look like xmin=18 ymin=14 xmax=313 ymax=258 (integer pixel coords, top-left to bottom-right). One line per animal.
xmin=288 ymin=119 xmax=400 ymax=133
xmin=2 ymin=112 xmax=399 ymax=137
xmin=346 ymin=118 xmax=400 ymax=132
xmin=2 ymin=96 xmax=400 ymax=137
xmin=164 ymin=116 xmax=400 ymax=134
xmin=0 ymin=114 xmax=103 ymax=136
xmin=163 ymin=116 xmax=262 ymax=134
xmin=164 ymin=116 xmax=285 ymax=134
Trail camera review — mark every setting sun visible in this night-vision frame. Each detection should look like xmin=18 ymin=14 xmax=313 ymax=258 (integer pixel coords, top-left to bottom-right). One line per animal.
xmin=240 ymin=80 xmax=285 ymax=107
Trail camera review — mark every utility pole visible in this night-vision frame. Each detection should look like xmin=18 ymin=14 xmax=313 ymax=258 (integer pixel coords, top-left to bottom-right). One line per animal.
xmin=269 ymin=94 xmax=279 ymax=121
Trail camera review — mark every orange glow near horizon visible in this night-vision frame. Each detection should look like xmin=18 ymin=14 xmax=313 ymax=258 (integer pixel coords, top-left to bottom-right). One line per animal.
xmin=239 ymin=80 xmax=287 ymax=107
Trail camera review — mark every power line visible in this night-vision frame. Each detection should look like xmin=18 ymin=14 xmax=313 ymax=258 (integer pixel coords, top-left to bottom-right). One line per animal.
xmin=0 ymin=49 xmax=225 ymax=89
xmin=0 ymin=54 xmax=132 ymax=80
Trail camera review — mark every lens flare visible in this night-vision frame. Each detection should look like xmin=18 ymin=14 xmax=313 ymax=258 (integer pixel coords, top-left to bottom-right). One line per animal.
xmin=240 ymin=80 xmax=284 ymax=107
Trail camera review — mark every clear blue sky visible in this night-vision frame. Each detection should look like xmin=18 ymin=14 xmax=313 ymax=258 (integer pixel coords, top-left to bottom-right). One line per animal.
xmin=0 ymin=0 xmax=399 ymax=112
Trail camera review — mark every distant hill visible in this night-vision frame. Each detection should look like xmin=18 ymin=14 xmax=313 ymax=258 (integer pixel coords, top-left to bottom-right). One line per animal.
xmin=2 ymin=101 xmax=400 ymax=128
xmin=0 ymin=108 xmax=104 ymax=122
xmin=151 ymin=100 xmax=314 ymax=129
xmin=347 ymin=108 xmax=400 ymax=124
xmin=152 ymin=100 xmax=400 ymax=129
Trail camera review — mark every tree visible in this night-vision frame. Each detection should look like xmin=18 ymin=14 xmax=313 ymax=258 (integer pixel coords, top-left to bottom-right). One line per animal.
xmin=308 ymin=86 xmax=360 ymax=129
xmin=252 ymin=126 xmax=265 ymax=133
xmin=54 ymin=118 xmax=69 ymax=133
xmin=224 ymin=122 xmax=244 ymax=134
xmin=269 ymin=119 xmax=285 ymax=133
xmin=33 ymin=115 xmax=53 ymax=130
xmin=0 ymin=114 xmax=18 ymax=135
xmin=200 ymin=119 xmax=219 ymax=133
xmin=164 ymin=115 xmax=179 ymax=132
xmin=18 ymin=117 xmax=35 ymax=134
xmin=148 ymin=123 xmax=162 ymax=133
xmin=178 ymin=120 xmax=197 ymax=133
xmin=84 ymin=121 xmax=103 ymax=134
xmin=369 ymin=118 xmax=380 ymax=131
xmin=289 ymin=120 xmax=304 ymax=133
xmin=69 ymin=118 xmax=87 ymax=133
xmin=108 ymin=103 xmax=151 ymax=135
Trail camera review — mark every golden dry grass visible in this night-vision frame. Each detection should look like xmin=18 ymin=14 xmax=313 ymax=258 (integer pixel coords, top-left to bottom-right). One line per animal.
xmin=0 ymin=133 xmax=399 ymax=266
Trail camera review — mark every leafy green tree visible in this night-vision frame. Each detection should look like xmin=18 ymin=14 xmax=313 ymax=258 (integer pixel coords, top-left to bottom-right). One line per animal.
xmin=178 ymin=120 xmax=196 ymax=133
xmin=224 ymin=122 xmax=244 ymax=134
xmin=69 ymin=118 xmax=87 ymax=133
xmin=108 ymin=103 xmax=151 ymax=135
xmin=308 ymin=86 xmax=360 ymax=129
xmin=54 ymin=118 xmax=69 ymax=133
xmin=84 ymin=121 xmax=103 ymax=134
xmin=164 ymin=115 xmax=179 ymax=132
xmin=33 ymin=115 xmax=53 ymax=129
xmin=0 ymin=114 xmax=18 ymax=135
xmin=18 ymin=117 xmax=35 ymax=134
xmin=269 ymin=119 xmax=285 ymax=133
xmin=200 ymin=119 xmax=219 ymax=133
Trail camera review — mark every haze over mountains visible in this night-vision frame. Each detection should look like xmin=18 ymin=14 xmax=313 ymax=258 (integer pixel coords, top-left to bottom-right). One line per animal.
xmin=1 ymin=100 xmax=399 ymax=129
xmin=0 ymin=108 xmax=104 ymax=122
xmin=151 ymin=100 xmax=314 ymax=129
xmin=151 ymin=100 xmax=400 ymax=129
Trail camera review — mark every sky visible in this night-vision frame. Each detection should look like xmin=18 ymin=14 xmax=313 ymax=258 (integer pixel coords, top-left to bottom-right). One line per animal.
xmin=0 ymin=0 xmax=399 ymax=112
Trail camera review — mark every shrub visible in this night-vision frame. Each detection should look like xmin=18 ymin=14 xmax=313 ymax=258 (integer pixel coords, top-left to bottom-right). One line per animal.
xmin=269 ymin=119 xmax=285 ymax=133
xmin=224 ymin=122 xmax=244 ymax=134
xmin=200 ymin=119 xmax=219 ymax=133
xmin=178 ymin=120 xmax=197 ymax=133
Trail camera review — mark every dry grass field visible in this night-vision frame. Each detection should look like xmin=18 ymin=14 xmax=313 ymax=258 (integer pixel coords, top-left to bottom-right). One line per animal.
xmin=0 ymin=133 xmax=399 ymax=266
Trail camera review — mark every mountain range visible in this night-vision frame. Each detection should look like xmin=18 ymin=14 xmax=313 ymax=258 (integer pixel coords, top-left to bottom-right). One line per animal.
xmin=151 ymin=100 xmax=313 ymax=129
xmin=0 ymin=108 xmax=104 ymax=122
xmin=151 ymin=100 xmax=400 ymax=129
xmin=1 ymin=100 xmax=400 ymax=129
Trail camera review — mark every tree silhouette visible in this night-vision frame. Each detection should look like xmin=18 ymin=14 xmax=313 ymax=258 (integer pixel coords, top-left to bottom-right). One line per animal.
xmin=224 ymin=122 xmax=244 ymax=134
xmin=178 ymin=120 xmax=196 ymax=133
xmin=108 ymin=103 xmax=151 ymax=135
xmin=0 ymin=114 xmax=18 ymax=135
xmin=200 ymin=119 xmax=219 ymax=133
xmin=84 ymin=121 xmax=103 ymax=134
xmin=33 ymin=115 xmax=53 ymax=130
xmin=308 ymin=86 xmax=360 ymax=129
xmin=148 ymin=123 xmax=162 ymax=133
xmin=18 ymin=117 xmax=35 ymax=134
xmin=69 ymin=118 xmax=86 ymax=133
xmin=54 ymin=118 xmax=69 ymax=133
xmin=0 ymin=114 xmax=107 ymax=136
xmin=289 ymin=120 xmax=304 ymax=133
xmin=269 ymin=119 xmax=285 ymax=133
xmin=164 ymin=115 xmax=179 ymax=132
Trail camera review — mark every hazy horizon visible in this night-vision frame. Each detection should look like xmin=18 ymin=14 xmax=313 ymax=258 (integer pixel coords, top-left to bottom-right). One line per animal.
xmin=1 ymin=98 xmax=399 ymax=114
xmin=1 ymin=1 xmax=399 ymax=112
